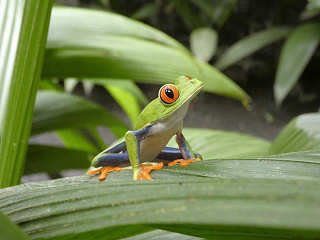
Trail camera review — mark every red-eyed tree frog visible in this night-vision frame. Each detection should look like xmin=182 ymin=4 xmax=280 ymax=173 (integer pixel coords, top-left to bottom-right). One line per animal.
xmin=87 ymin=75 xmax=204 ymax=181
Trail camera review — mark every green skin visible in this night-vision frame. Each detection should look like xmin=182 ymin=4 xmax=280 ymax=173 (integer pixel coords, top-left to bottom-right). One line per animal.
xmin=90 ymin=76 xmax=204 ymax=180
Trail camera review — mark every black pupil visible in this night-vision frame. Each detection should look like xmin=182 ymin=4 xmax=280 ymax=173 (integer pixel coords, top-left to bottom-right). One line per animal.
xmin=165 ymin=88 xmax=174 ymax=99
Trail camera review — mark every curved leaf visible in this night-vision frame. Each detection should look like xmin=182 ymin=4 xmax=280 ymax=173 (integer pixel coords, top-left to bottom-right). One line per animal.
xmin=169 ymin=128 xmax=270 ymax=159
xmin=32 ymin=91 xmax=128 ymax=138
xmin=43 ymin=6 xmax=249 ymax=103
xmin=1 ymin=150 xmax=320 ymax=240
xmin=190 ymin=28 xmax=218 ymax=62
xmin=269 ymin=113 xmax=320 ymax=155
xmin=198 ymin=62 xmax=250 ymax=103
xmin=216 ymin=26 xmax=292 ymax=70
xmin=274 ymin=23 xmax=320 ymax=105
xmin=49 ymin=6 xmax=186 ymax=51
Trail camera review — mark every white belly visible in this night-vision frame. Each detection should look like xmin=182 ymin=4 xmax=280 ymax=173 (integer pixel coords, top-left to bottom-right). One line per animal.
xmin=139 ymin=103 xmax=189 ymax=162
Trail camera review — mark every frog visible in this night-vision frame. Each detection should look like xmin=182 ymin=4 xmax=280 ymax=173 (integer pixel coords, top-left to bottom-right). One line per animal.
xmin=87 ymin=75 xmax=204 ymax=181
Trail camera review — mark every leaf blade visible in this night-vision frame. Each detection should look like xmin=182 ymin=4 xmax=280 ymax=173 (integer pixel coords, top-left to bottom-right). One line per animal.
xmin=216 ymin=26 xmax=292 ymax=70
xmin=32 ymin=91 xmax=128 ymax=138
xmin=274 ymin=23 xmax=320 ymax=105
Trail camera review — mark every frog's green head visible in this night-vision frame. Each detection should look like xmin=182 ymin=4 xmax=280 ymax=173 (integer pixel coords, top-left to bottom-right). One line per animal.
xmin=158 ymin=75 xmax=204 ymax=114
xmin=134 ymin=76 xmax=204 ymax=129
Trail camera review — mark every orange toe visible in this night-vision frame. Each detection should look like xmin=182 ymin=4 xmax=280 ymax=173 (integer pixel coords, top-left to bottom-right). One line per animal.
xmin=168 ymin=158 xmax=200 ymax=167
xmin=87 ymin=166 xmax=122 ymax=181
xmin=137 ymin=162 xmax=164 ymax=180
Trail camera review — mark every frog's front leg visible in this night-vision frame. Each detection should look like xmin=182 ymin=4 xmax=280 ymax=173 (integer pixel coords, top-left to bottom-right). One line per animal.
xmin=168 ymin=132 xmax=202 ymax=167
xmin=125 ymin=124 xmax=163 ymax=180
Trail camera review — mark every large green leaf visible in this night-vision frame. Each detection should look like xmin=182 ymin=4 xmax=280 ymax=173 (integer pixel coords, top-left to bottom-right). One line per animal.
xmin=49 ymin=6 xmax=186 ymax=51
xmin=269 ymin=113 xmax=320 ymax=155
xmin=169 ymin=128 xmax=270 ymax=159
xmin=0 ymin=0 xmax=53 ymax=187
xmin=274 ymin=23 xmax=320 ymax=105
xmin=25 ymin=145 xmax=91 ymax=175
xmin=32 ymin=91 xmax=128 ymax=138
xmin=215 ymin=26 xmax=292 ymax=70
xmin=2 ymin=151 xmax=320 ymax=240
xmin=0 ymin=211 xmax=29 ymax=240
xmin=43 ymin=6 xmax=249 ymax=103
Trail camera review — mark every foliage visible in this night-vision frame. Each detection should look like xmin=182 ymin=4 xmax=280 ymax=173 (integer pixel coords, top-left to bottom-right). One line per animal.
xmin=1 ymin=1 xmax=320 ymax=239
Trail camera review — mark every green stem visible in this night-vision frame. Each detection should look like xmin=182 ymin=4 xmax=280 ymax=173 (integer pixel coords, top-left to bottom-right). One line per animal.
xmin=0 ymin=0 xmax=53 ymax=187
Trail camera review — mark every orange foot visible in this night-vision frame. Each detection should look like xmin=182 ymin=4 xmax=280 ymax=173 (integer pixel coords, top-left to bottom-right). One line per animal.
xmin=87 ymin=166 xmax=122 ymax=181
xmin=137 ymin=162 xmax=164 ymax=180
xmin=168 ymin=158 xmax=200 ymax=167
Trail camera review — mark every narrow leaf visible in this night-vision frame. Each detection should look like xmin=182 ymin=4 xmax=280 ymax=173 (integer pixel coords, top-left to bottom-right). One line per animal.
xmin=32 ymin=91 xmax=128 ymax=138
xmin=216 ymin=26 xmax=292 ymax=70
xmin=274 ymin=23 xmax=320 ymax=105
xmin=0 ymin=0 xmax=53 ymax=187
xmin=91 ymin=79 xmax=148 ymax=105
xmin=269 ymin=113 xmax=320 ymax=155
xmin=190 ymin=28 xmax=218 ymax=62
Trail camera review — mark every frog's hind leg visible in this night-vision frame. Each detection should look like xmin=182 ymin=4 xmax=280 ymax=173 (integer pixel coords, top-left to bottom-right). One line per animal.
xmin=88 ymin=141 xmax=129 ymax=181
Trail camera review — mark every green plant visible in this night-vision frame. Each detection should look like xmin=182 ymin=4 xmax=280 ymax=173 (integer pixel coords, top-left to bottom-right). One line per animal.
xmin=1 ymin=2 xmax=320 ymax=239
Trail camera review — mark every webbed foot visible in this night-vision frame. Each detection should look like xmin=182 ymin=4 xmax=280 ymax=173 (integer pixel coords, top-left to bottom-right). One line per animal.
xmin=137 ymin=162 xmax=164 ymax=180
xmin=168 ymin=158 xmax=200 ymax=167
xmin=87 ymin=166 xmax=122 ymax=181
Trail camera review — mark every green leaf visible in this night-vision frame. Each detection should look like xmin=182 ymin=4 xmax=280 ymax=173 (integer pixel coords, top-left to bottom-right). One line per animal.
xmin=56 ymin=129 xmax=101 ymax=153
xmin=32 ymin=91 xmax=128 ymax=138
xmin=190 ymin=28 xmax=218 ymax=62
xmin=25 ymin=145 xmax=91 ymax=175
xmin=216 ymin=26 xmax=292 ymax=70
xmin=88 ymin=79 xmax=147 ymax=126
xmin=269 ymin=113 xmax=320 ymax=155
xmin=2 ymin=150 xmax=320 ymax=239
xmin=49 ymin=6 xmax=186 ymax=52
xmin=124 ymin=229 xmax=202 ymax=240
xmin=43 ymin=6 xmax=249 ymax=103
xmin=169 ymin=128 xmax=270 ymax=159
xmin=0 ymin=211 xmax=29 ymax=240
xmin=300 ymin=0 xmax=320 ymax=19
xmin=274 ymin=23 xmax=320 ymax=105
xmin=91 ymin=79 xmax=148 ymax=105
xmin=190 ymin=0 xmax=238 ymax=28
xmin=198 ymin=62 xmax=250 ymax=103
xmin=0 ymin=0 xmax=53 ymax=187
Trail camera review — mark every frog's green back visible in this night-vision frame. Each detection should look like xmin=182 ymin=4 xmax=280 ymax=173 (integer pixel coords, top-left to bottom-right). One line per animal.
xmin=134 ymin=76 xmax=204 ymax=130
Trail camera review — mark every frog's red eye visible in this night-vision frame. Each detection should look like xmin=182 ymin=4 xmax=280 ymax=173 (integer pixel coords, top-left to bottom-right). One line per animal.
xmin=159 ymin=84 xmax=179 ymax=104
